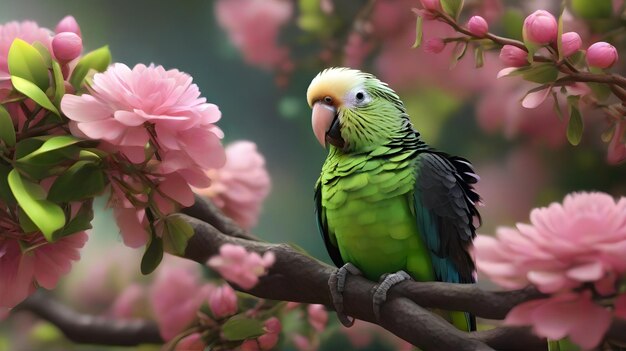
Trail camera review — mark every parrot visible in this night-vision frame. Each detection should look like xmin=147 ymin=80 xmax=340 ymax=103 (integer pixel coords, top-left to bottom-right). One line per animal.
xmin=307 ymin=67 xmax=480 ymax=332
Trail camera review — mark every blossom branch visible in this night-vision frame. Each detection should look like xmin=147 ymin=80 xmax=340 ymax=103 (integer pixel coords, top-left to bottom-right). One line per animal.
xmin=15 ymin=290 xmax=162 ymax=346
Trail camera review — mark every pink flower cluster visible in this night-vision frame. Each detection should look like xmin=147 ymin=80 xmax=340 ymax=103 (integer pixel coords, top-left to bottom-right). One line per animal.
xmin=207 ymin=244 xmax=275 ymax=289
xmin=195 ymin=141 xmax=271 ymax=230
xmin=475 ymin=192 xmax=626 ymax=348
xmin=0 ymin=20 xmax=52 ymax=89
xmin=61 ymin=63 xmax=226 ymax=247
xmin=0 ymin=232 xmax=87 ymax=309
xmin=215 ymin=0 xmax=293 ymax=70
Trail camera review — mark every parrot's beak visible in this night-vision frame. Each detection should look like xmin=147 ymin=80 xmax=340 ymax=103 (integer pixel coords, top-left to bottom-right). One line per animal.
xmin=311 ymin=102 xmax=344 ymax=149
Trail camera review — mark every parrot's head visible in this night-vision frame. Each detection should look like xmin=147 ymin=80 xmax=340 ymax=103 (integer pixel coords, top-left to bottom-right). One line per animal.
xmin=306 ymin=67 xmax=410 ymax=153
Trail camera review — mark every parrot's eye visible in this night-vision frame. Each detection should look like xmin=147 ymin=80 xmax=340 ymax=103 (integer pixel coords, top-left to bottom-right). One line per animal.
xmin=355 ymin=92 xmax=365 ymax=101
xmin=323 ymin=96 xmax=333 ymax=104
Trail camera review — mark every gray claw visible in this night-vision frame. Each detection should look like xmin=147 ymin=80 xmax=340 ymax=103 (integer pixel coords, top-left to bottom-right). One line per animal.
xmin=329 ymin=263 xmax=362 ymax=327
xmin=372 ymin=270 xmax=412 ymax=321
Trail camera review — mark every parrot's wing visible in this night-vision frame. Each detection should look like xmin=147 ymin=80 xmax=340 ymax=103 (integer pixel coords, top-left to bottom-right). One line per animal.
xmin=413 ymin=152 xmax=480 ymax=284
xmin=315 ymin=181 xmax=344 ymax=267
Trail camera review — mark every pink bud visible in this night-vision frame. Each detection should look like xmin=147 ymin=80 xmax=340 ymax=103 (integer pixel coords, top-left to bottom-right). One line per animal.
xmin=307 ymin=304 xmax=328 ymax=332
xmin=52 ymin=32 xmax=82 ymax=63
xmin=175 ymin=333 xmax=205 ymax=351
xmin=499 ymin=45 xmax=528 ymax=67
xmin=587 ymin=41 xmax=618 ymax=69
xmin=420 ymin=0 xmax=441 ymax=11
xmin=208 ymin=284 xmax=238 ymax=318
xmin=55 ymin=15 xmax=81 ymax=37
xmin=523 ymin=10 xmax=558 ymax=44
xmin=561 ymin=32 xmax=582 ymax=57
xmin=424 ymin=38 xmax=445 ymax=54
xmin=240 ymin=340 xmax=261 ymax=351
xmin=258 ymin=332 xmax=279 ymax=350
xmin=467 ymin=16 xmax=489 ymax=37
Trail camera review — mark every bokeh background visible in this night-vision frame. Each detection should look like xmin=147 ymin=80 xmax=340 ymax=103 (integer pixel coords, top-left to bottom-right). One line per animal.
xmin=1 ymin=0 xmax=625 ymax=350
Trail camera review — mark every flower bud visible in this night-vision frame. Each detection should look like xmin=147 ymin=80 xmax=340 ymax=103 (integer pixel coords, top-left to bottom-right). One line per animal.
xmin=586 ymin=41 xmax=618 ymax=68
xmin=55 ymin=15 xmax=81 ymax=37
xmin=208 ymin=284 xmax=237 ymax=318
xmin=499 ymin=45 xmax=528 ymax=67
xmin=52 ymin=32 xmax=82 ymax=63
xmin=307 ymin=304 xmax=328 ymax=332
xmin=424 ymin=38 xmax=445 ymax=54
xmin=420 ymin=0 xmax=441 ymax=11
xmin=561 ymin=32 xmax=582 ymax=57
xmin=523 ymin=10 xmax=558 ymax=44
xmin=467 ymin=16 xmax=489 ymax=37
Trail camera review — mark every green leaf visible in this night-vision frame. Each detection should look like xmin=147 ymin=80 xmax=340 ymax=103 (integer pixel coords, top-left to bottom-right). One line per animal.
xmin=221 ymin=315 xmax=265 ymax=341
xmin=162 ymin=214 xmax=194 ymax=255
xmin=69 ymin=46 xmax=111 ymax=90
xmin=0 ymin=105 xmax=15 ymax=146
xmin=18 ymin=209 xmax=39 ymax=233
xmin=32 ymin=42 xmax=52 ymax=68
xmin=474 ymin=45 xmax=484 ymax=68
xmin=552 ymin=92 xmax=564 ymax=120
xmin=556 ymin=8 xmax=564 ymax=61
xmin=571 ymin=0 xmax=612 ymax=19
xmin=51 ymin=61 xmax=65 ymax=106
xmin=502 ymin=9 xmax=524 ymax=41
xmin=0 ymin=163 xmax=16 ymax=204
xmin=412 ymin=16 xmax=424 ymax=49
xmin=441 ymin=0 xmax=464 ymax=20
xmin=8 ymin=39 xmax=49 ymax=91
xmin=521 ymin=63 xmax=559 ymax=84
xmin=11 ymin=76 xmax=59 ymax=115
xmin=141 ymin=235 xmax=163 ymax=275
xmin=586 ymin=82 xmax=611 ymax=101
xmin=8 ymin=169 xmax=66 ymax=240
xmin=567 ymin=96 xmax=584 ymax=146
xmin=47 ymin=161 xmax=107 ymax=202
xmin=53 ymin=202 xmax=94 ymax=240
xmin=449 ymin=41 xmax=468 ymax=69
xmin=18 ymin=135 xmax=81 ymax=163
xmin=15 ymin=137 xmax=46 ymax=159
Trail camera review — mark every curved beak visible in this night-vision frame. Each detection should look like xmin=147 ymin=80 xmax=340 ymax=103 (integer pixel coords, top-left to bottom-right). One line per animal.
xmin=311 ymin=102 xmax=344 ymax=149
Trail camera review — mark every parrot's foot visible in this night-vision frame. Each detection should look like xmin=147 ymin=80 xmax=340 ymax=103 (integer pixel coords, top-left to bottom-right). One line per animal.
xmin=328 ymin=263 xmax=362 ymax=327
xmin=372 ymin=271 xmax=412 ymax=321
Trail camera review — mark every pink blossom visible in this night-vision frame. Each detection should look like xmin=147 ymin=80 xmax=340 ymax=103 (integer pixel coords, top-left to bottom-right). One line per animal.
xmin=424 ymin=38 xmax=445 ymax=54
xmin=586 ymin=42 xmax=618 ymax=69
xmin=523 ymin=10 xmax=558 ymax=44
xmin=215 ymin=0 xmax=292 ymax=70
xmin=0 ymin=232 xmax=87 ymax=308
xmin=113 ymin=207 xmax=149 ymax=248
xmin=420 ymin=0 xmax=441 ymax=11
xmin=208 ymin=284 xmax=238 ymax=318
xmin=240 ymin=340 xmax=262 ymax=351
xmin=477 ymin=78 xmax=568 ymax=147
xmin=149 ymin=256 xmax=212 ymax=340
xmin=475 ymin=192 xmax=626 ymax=295
xmin=55 ymin=15 xmax=81 ymax=37
xmin=467 ymin=16 xmax=489 ymax=37
xmin=195 ymin=141 xmax=270 ymax=230
xmin=505 ymin=291 xmax=611 ymax=350
xmin=176 ymin=333 xmax=205 ymax=351
xmin=561 ymin=31 xmax=582 ymax=57
xmin=0 ymin=21 xmax=52 ymax=89
xmin=52 ymin=32 xmax=82 ymax=63
xmin=258 ymin=317 xmax=281 ymax=350
xmin=61 ymin=63 xmax=226 ymax=188
xmin=307 ymin=304 xmax=328 ymax=332
xmin=499 ymin=45 xmax=528 ymax=67
xmin=608 ymin=120 xmax=626 ymax=164
xmin=292 ymin=334 xmax=318 ymax=351
xmin=110 ymin=283 xmax=146 ymax=318
xmin=207 ymin=244 xmax=275 ymax=289
xmin=343 ymin=32 xmax=374 ymax=68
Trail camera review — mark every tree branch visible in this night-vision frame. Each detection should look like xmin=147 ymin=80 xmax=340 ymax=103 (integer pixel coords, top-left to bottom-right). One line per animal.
xmin=15 ymin=290 xmax=162 ymax=346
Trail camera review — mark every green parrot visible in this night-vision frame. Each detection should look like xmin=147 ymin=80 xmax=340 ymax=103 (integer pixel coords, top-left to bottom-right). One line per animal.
xmin=307 ymin=67 xmax=480 ymax=331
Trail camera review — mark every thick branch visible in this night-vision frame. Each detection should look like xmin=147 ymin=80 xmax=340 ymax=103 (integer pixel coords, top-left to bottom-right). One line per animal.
xmin=15 ymin=290 xmax=162 ymax=346
xmin=181 ymin=212 xmax=546 ymax=351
